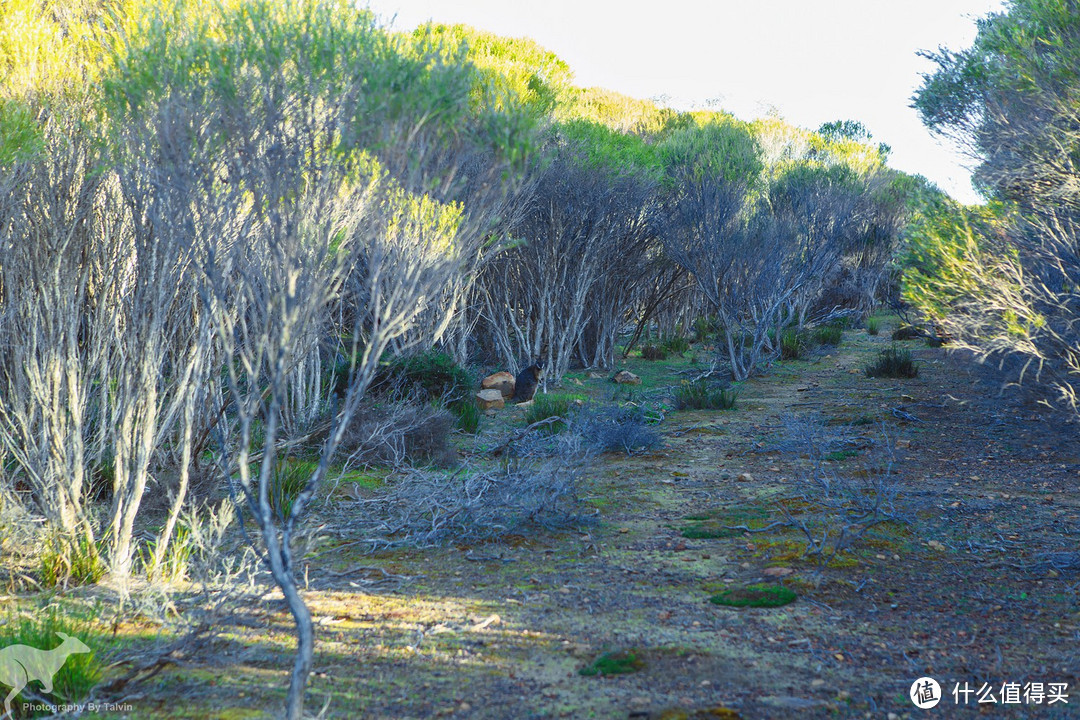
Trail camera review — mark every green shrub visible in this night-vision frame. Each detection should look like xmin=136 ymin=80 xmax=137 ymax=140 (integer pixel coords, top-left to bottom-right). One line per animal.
xmin=523 ymin=394 xmax=579 ymax=434
xmin=865 ymin=345 xmax=919 ymax=378
xmin=39 ymin=533 xmax=105 ymax=588
xmin=641 ymin=344 xmax=667 ymax=360
xmin=779 ymin=328 xmax=806 ymax=360
xmin=866 ymin=317 xmax=880 ymax=336
xmin=660 ymin=334 xmax=691 ymax=355
xmin=813 ymin=324 xmax=843 ymax=346
xmin=0 ymin=609 xmax=102 ymax=717
xmin=673 ymin=380 xmax=737 ymax=410
xmin=709 ymin=584 xmax=796 ymax=608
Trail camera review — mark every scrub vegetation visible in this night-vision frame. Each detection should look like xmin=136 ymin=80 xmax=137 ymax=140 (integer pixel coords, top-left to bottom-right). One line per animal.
xmin=0 ymin=1 xmax=1077 ymax=718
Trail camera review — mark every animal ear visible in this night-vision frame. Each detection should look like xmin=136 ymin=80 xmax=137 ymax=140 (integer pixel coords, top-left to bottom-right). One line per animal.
xmin=55 ymin=632 xmax=70 ymax=641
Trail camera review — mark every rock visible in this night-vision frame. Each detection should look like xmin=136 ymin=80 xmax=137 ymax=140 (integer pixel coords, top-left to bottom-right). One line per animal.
xmin=736 ymin=472 xmax=754 ymax=482
xmin=613 ymin=370 xmax=641 ymax=385
xmin=475 ymin=388 xmax=505 ymax=410
xmin=588 ymin=371 xmax=605 ymax=379
xmin=481 ymin=371 xmax=515 ymax=398
xmin=763 ymin=566 xmax=793 ymax=577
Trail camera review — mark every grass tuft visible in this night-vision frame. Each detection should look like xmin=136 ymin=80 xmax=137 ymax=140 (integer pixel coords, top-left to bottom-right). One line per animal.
xmin=813 ymin=324 xmax=843 ymax=346
xmin=673 ymin=380 xmax=737 ymax=410
xmin=40 ymin=533 xmax=105 ymax=588
xmin=523 ymin=393 xmax=580 ymax=434
xmin=779 ymin=328 xmax=806 ymax=360
xmin=865 ymin=345 xmax=919 ymax=379
xmin=866 ymin=317 xmax=880 ymax=336
xmin=579 ymin=649 xmax=645 ymax=676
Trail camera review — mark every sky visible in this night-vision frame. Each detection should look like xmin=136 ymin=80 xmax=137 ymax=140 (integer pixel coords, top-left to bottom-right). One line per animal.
xmin=361 ymin=0 xmax=1008 ymax=204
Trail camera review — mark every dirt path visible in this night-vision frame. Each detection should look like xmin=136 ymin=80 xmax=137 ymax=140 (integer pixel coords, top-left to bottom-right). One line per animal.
xmin=94 ymin=327 xmax=1080 ymax=719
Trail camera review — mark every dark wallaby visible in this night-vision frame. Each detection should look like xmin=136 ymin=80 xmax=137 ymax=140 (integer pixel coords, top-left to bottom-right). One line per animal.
xmin=512 ymin=358 xmax=545 ymax=403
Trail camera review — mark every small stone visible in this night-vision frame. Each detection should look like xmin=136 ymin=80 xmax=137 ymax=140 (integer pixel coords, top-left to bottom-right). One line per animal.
xmin=613 ymin=370 xmax=642 ymax=385
xmin=737 ymin=472 xmax=754 ymax=482
xmin=764 ymin=566 xmax=793 ymax=577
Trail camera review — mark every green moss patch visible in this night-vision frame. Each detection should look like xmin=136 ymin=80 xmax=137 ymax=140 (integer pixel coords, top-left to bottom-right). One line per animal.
xmin=578 ymin=649 xmax=645 ymax=676
xmin=709 ymin=584 xmax=796 ymax=608
xmin=681 ymin=507 xmax=769 ymax=539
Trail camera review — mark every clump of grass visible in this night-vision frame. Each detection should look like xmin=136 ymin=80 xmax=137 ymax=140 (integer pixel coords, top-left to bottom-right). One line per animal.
xmin=40 ymin=533 xmax=105 ymax=588
xmin=866 ymin=317 xmax=880 ymax=336
xmin=579 ymin=649 xmax=645 ymax=677
xmin=865 ymin=345 xmax=919 ymax=379
xmin=455 ymin=400 xmax=481 ymax=434
xmin=660 ymin=334 xmax=691 ymax=355
xmin=0 ymin=609 xmax=102 ymax=716
xmin=673 ymin=380 xmax=737 ymax=410
xmin=709 ymin=584 xmax=797 ymax=608
xmin=641 ymin=344 xmax=667 ymax=360
xmin=523 ymin=393 xmax=579 ymax=434
xmin=779 ymin=328 xmax=806 ymax=360
xmin=266 ymin=457 xmax=316 ymax=522
xmin=813 ymin=323 xmax=843 ymax=346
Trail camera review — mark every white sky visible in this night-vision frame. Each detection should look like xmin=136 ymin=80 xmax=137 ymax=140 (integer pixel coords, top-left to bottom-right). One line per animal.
xmin=362 ymin=0 xmax=1007 ymax=204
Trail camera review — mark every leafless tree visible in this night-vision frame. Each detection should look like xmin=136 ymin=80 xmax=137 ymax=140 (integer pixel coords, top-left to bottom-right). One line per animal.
xmin=477 ymin=151 xmax=657 ymax=376
xmin=0 ymin=127 xmax=110 ymax=544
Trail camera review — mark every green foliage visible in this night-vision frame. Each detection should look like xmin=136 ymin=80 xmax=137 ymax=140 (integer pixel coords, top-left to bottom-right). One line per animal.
xmin=779 ymin=328 xmax=806 ymax=360
xmin=0 ymin=609 xmax=102 ymax=717
xmin=558 ymin=86 xmax=690 ymax=139
xmin=137 ymin=523 xmax=192 ymax=582
xmin=673 ymin=380 xmax=737 ymax=411
xmin=709 ymin=584 xmax=797 ymax=608
xmin=39 ymin=532 xmax=105 ymax=588
xmin=866 ymin=317 xmax=880 ymax=336
xmin=555 ymin=118 xmax=665 ymax=181
xmin=660 ymin=334 xmax=691 ymax=355
xmin=865 ymin=345 xmax=919 ymax=379
xmin=265 ymin=457 xmax=316 ymax=522
xmin=523 ymin=393 xmax=580 ymax=434
xmin=578 ymin=649 xmax=644 ymax=677
xmin=376 ymin=351 xmax=472 ymax=406
xmin=455 ymin=400 xmax=481 ymax=434
xmin=813 ymin=324 xmax=843 ymax=346
xmin=422 ymin=23 xmax=573 ymax=117
xmin=661 ymin=114 xmax=762 ymax=187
